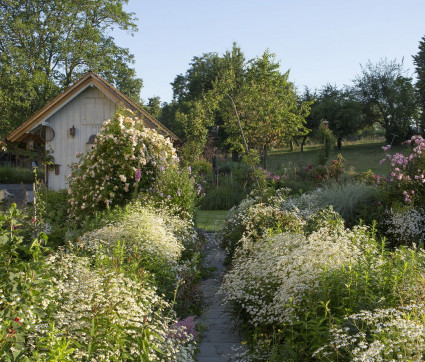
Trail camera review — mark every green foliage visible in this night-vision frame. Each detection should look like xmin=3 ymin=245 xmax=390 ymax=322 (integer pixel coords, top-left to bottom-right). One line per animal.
xmin=315 ymin=127 xmax=336 ymax=166
xmin=413 ymin=35 xmax=425 ymax=132
xmin=149 ymin=164 xmax=202 ymax=217
xmin=200 ymin=184 xmax=245 ymax=210
xmin=0 ymin=166 xmax=44 ymax=183
xmin=163 ymin=44 xmax=312 ymax=163
xmin=221 ymin=50 xmax=312 ymax=167
xmin=310 ymin=85 xmax=363 ymax=149
xmin=312 ymin=153 xmax=345 ymax=183
xmin=0 ymin=0 xmax=142 ymax=138
xmin=354 ymin=59 xmax=418 ymax=143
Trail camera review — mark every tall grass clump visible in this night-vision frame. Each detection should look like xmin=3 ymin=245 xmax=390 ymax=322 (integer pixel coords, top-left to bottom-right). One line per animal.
xmin=315 ymin=181 xmax=378 ymax=225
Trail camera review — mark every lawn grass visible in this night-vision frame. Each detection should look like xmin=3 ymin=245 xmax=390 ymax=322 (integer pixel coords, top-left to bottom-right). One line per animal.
xmin=267 ymin=139 xmax=408 ymax=175
xmin=194 ymin=210 xmax=229 ymax=232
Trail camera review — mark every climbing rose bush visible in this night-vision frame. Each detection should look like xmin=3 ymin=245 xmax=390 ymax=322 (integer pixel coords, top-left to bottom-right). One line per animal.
xmin=67 ymin=112 xmax=177 ymax=221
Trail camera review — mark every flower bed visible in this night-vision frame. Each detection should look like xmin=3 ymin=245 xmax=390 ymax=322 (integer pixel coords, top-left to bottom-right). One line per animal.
xmin=219 ymin=186 xmax=425 ymax=360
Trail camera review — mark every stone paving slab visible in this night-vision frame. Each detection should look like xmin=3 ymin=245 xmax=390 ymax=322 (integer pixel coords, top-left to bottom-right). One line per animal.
xmin=197 ymin=232 xmax=245 ymax=362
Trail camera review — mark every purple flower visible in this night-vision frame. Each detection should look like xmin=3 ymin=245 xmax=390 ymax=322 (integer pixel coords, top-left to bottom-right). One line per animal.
xmin=177 ymin=188 xmax=181 ymax=196
xmin=169 ymin=316 xmax=198 ymax=341
xmin=135 ymin=169 xmax=142 ymax=182
xmin=167 ymin=195 xmax=171 ymax=200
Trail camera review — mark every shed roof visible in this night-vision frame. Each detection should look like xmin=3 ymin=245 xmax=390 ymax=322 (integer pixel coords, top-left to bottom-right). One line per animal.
xmin=7 ymin=71 xmax=179 ymax=142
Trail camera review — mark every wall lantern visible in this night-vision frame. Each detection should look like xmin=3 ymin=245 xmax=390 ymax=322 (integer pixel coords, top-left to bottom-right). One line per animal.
xmin=54 ymin=164 xmax=61 ymax=175
xmin=322 ymin=120 xmax=329 ymax=129
xmin=69 ymin=125 xmax=76 ymax=138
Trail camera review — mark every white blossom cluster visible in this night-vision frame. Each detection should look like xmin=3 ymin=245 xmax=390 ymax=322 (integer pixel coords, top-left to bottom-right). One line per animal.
xmin=280 ymin=190 xmax=323 ymax=220
xmin=383 ymin=207 xmax=425 ymax=245
xmin=314 ymin=304 xmax=425 ymax=361
xmin=1 ymin=203 xmax=199 ymax=361
xmin=79 ymin=204 xmax=184 ymax=268
xmin=32 ymin=252 xmax=195 ymax=361
xmin=220 ymin=220 xmax=366 ymax=325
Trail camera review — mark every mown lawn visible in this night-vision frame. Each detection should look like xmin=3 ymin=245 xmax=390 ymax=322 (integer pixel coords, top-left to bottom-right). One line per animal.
xmin=267 ymin=139 xmax=408 ymax=175
xmin=194 ymin=210 xmax=228 ymax=232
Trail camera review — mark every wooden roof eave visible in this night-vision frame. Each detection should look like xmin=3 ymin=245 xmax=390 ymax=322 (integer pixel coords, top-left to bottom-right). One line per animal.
xmin=7 ymin=71 xmax=180 ymax=143
xmin=6 ymin=73 xmax=94 ymax=143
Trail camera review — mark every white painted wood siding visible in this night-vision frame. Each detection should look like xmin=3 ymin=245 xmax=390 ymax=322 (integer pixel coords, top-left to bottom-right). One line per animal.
xmin=46 ymin=86 xmax=117 ymax=190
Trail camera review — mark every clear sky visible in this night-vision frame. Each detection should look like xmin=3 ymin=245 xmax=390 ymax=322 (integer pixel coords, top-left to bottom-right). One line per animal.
xmin=112 ymin=0 xmax=425 ymax=104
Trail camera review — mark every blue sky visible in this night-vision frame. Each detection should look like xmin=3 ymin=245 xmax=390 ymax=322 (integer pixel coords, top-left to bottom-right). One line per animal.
xmin=112 ymin=0 xmax=425 ymax=103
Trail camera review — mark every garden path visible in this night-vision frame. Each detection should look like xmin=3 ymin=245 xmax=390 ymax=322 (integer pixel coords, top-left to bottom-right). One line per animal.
xmin=197 ymin=232 xmax=245 ymax=361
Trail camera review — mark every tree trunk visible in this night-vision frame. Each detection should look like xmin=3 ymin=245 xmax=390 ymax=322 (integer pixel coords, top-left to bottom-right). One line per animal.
xmin=262 ymin=145 xmax=268 ymax=169
xmin=232 ymin=151 xmax=239 ymax=162
xmin=289 ymin=140 xmax=294 ymax=151
xmin=300 ymin=135 xmax=308 ymax=153
xmin=337 ymin=136 xmax=342 ymax=150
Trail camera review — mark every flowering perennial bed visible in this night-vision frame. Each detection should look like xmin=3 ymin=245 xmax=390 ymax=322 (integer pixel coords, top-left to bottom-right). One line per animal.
xmin=219 ymin=188 xmax=425 ymax=361
xmin=0 ymin=203 xmax=199 ymax=361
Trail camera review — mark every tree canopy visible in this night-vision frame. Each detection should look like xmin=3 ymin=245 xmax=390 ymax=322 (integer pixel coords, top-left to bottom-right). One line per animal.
xmin=353 ymin=59 xmax=418 ymax=143
xmin=310 ymin=84 xmax=363 ymax=149
xmin=163 ymin=44 xmax=312 ymax=166
xmin=0 ymin=0 xmax=142 ymax=138
xmin=413 ymin=35 xmax=425 ymax=132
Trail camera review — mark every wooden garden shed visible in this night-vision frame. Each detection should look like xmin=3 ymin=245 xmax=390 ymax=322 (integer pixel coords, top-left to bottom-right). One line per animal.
xmin=7 ymin=71 xmax=178 ymax=190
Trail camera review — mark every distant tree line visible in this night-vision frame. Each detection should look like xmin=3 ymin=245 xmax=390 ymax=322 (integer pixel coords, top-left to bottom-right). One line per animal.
xmin=148 ymin=36 xmax=425 ymax=164
xmin=2 ymin=0 xmax=425 ymax=167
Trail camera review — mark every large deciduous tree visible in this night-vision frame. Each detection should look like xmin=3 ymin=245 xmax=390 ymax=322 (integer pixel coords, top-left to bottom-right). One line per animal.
xmin=413 ymin=35 xmax=425 ymax=133
xmin=353 ymin=59 xmax=418 ymax=143
xmin=311 ymin=84 xmax=363 ymax=149
xmin=164 ymin=44 xmax=311 ymax=167
xmin=0 ymin=0 xmax=142 ymax=138
xmin=220 ymin=51 xmax=311 ymax=168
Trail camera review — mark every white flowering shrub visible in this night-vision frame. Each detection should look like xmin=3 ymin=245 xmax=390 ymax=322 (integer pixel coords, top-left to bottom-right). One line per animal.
xmin=220 ymin=215 xmax=364 ymax=325
xmin=35 ymin=252 xmax=195 ymax=361
xmin=382 ymin=207 xmax=425 ymax=246
xmin=67 ymin=111 xmax=177 ymax=221
xmin=0 ymin=203 xmax=199 ymax=361
xmin=217 ymin=188 xmax=301 ymax=263
xmin=77 ymin=202 xmax=199 ymax=297
xmin=315 ymin=304 xmax=425 ymax=361
xmin=220 ymin=189 xmax=425 ymax=360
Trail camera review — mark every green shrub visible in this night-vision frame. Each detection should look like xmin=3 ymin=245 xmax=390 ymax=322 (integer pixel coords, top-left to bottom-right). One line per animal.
xmin=149 ymin=164 xmax=201 ymax=217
